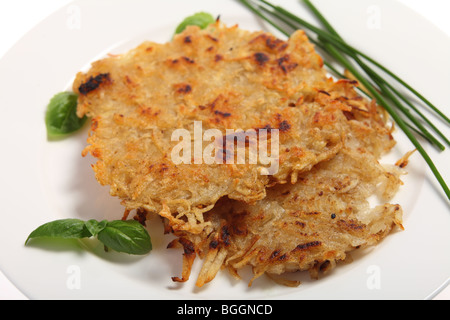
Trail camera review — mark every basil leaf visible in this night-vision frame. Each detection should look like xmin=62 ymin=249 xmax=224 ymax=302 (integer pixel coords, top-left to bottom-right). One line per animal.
xmin=25 ymin=219 xmax=92 ymax=244
xmin=25 ymin=218 xmax=152 ymax=256
xmin=85 ymin=219 xmax=107 ymax=237
xmin=175 ymin=12 xmax=216 ymax=34
xmin=45 ymin=91 xmax=87 ymax=139
xmin=97 ymin=220 xmax=152 ymax=255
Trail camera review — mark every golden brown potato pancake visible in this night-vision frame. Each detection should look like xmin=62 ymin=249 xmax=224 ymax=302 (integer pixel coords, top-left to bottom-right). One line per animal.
xmin=167 ymin=98 xmax=404 ymax=287
xmin=73 ymin=22 xmax=363 ymax=233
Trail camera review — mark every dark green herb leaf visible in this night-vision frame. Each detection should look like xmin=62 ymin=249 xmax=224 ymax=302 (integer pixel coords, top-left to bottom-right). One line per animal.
xmin=97 ymin=220 xmax=152 ymax=255
xmin=85 ymin=219 xmax=107 ymax=237
xmin=45 ymin=91 xmax=87 ymax=139
xmin=174 ymin=12 xmax=216 ymax=34
xmin=25 ymin=219 xmax=92 ymax=244
xmin=26 ymin=218 xmax=152 ymax=256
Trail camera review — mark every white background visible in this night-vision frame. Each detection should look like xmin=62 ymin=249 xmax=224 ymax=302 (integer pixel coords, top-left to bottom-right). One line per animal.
xmin=0 ymin=0 xmax=449 ymax=300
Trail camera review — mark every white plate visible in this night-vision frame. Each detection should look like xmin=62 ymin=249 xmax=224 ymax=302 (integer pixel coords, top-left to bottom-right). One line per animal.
xmin=0 ymin=0 xmax=449 ymax=300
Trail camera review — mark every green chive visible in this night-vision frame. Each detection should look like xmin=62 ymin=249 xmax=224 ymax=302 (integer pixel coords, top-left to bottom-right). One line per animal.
xmin=238 ymin=0 xmax=450 ymax=200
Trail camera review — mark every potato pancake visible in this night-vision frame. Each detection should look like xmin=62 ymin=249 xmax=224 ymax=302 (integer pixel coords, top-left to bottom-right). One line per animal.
xmin=73 ymin=21 xmax=359 ymax=233
xmin=74 ymin=20 xmax=404 ymax=286
xmin=167 ymin=97 xmax=404 ymax=287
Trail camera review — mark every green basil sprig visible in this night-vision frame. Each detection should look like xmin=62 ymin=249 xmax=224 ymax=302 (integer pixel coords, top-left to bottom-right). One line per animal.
xmin=45 ymin=91 xmax=87 ymax=139
xmin=25 ymin=219 xmax=152 ymax=255
xmin=174 ymin=12 xmax=216 ymax=34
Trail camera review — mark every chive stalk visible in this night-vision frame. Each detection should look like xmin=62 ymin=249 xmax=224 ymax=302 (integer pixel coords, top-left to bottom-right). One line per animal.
xmin=254 ymin=0 xmax=450 ymax=124
xmin=324 ymin=37 xmax=447 ymax=151
xmin=303 ymin=0 xmax=449 ymax=148
xmin=252 ymin=3 xmax=438 ymax=147
xmin=238 ymin=0 xmax=450 ymax=200
xmin=324 ymin=42 xmax=450 ymax=200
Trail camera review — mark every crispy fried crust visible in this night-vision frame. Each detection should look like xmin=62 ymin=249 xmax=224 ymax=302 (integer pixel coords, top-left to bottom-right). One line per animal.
xmin=171 ymin=149 xmax=403 ymax=287
xmin=73 ymin=21 xmax=404 ymax=286
xmin=73 ymin=22 xmax=364 ymax=233
xmin=168 ymin=98 xmax=404 ymax=287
